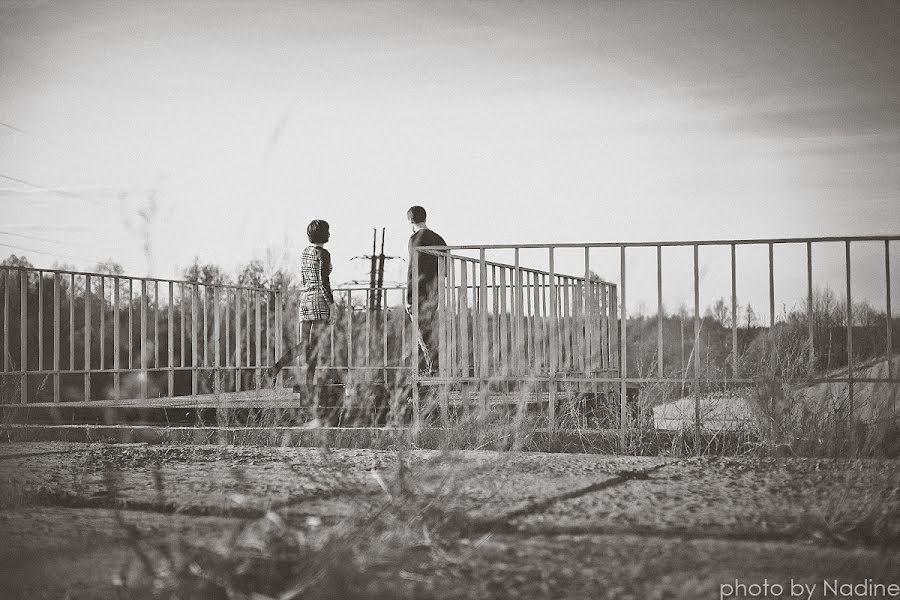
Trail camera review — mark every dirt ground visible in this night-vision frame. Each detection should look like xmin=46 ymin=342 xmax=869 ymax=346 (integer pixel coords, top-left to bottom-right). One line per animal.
xmin=1 ymin=442 xmax=898 ymax=599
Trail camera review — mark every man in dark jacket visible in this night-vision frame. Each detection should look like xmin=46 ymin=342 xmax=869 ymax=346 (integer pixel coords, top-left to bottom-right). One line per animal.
xmin=406 ymin=205 xmax=446 ymax=374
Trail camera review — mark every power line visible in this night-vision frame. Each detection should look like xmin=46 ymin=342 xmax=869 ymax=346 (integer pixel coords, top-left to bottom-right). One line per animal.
xmin=0 ymin=241 xmax=105 ymax=266
xmin=0 ymin=173 xmax=107 ymax=207
xmin=0 ymin=229 xmax=108 ymax=250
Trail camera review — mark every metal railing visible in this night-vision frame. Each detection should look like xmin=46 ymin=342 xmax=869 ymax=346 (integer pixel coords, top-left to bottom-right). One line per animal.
xmin=0 ymin=266 xmax=281 ymax=402
xmin=0 ymin=266 xmax=421 ymax=403
xmin=413 ymin=236 xmax=900 ymax=440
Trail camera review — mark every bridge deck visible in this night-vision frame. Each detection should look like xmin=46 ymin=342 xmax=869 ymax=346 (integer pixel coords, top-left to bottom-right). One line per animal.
xmin=3 ymin=388 xmax=589 ymax=410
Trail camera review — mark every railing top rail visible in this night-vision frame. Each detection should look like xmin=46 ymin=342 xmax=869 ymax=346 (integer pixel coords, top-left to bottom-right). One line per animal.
xmin=414 ymin=250 xmax=616 ymax=287
xmin=416 ymin=234 xmax=900 ymax=252
xmin=0 ymin=264 xmax=277 ymax=293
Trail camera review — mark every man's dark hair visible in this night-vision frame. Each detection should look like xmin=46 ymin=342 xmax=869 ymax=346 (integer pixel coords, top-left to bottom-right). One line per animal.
xmin=307 ymin=219 xmax=330 ymax=244
xmin=407 ymin=206 xmax=427 ymax=224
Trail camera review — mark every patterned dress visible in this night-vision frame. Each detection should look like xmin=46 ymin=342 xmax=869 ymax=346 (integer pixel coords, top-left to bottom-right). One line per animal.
xmin=299 ymin=245 xmax=334 ymax=321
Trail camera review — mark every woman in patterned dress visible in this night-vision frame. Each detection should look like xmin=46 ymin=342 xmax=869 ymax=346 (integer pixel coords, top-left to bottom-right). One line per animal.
xmin=268 ymin=220 xmax=336 ymax=401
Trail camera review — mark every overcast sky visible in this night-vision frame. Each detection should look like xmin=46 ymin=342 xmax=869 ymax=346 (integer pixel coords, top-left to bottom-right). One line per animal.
xmin=1 ymin=0 xmax=897 ymax=314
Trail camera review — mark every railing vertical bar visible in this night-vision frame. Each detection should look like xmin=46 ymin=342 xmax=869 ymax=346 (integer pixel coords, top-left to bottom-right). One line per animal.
xmin=224 ymin=288 xmax=230 ymax=373
xmin=330 ymin=296 xmax=335 ymax=368
xmin=346 ymin=290 xmax=353 ymax=371
xmin=411 ymin=249 xmax=421 ymax=432
xmin=203 ymin=286 xmax=209 ymax=370
xmin=127 ymin=279 xmax=132 ymax=370
xmin=437 ymin=254 xmax=449 ymax=425
xmin=472 ymin=261 xmax=480 ymax=378
xmin=459 ymin=260 xmax=469 ymax=379
xmin=400 ymin=287 xmax=407 ymax=371
xmin=113 ymin=277 xmax=120 ymax=400
xmin=38 ymin=270 xmax=43 ymax=373
xmin=153 ymin=282 xmax=159 ymax=370
xmin=768 ymin=242 xmax=775 ymax=328
xmin=365 ymin=292 xmax=371 ymax=368
xmin=235 ymin=288 xmax=241 ymax=392
xmin=180 ymin=283 xmax=186 ymax=368
xmin=53 ymin=273 xmax=60 ymax=402
xmin=499 ymin=267 xmax=508 ymax=375
xmin=548 ymin=247 xmax=558 ymax=429
xmin=562 ymin=276 xmax=571 ymax=372
xmin=807 ymin=242 xmax=814 ymax=373
xmin=140 ymin=279 xmax=147 ymax=399
xmin=732 ymin=243 xmax=739 ymax=378
xmin=20 ymin=270 xmax=28 ymax=402
xmin=245 ymin=289 xmax=251 ymax=375
xmin=573 ymin=278 xmax=584 ymax=375
xmin=273 ymin=290 xmax=282 ymax=387
xmin=191 ymin=284 xmax=198 ymax=395
xmin=479 ymin=249 xmax=489 ymax=393
xmin=491 ymin=265 xmax=499 ymax=375
xmin=213 ymin=285 xmax=221 ymax=394
xmin=584 ymin=248 xmax=592 ymax=374
xmin=606 ymin=284 xmax=615 ymax=374
xmin=693 ymin=245 xmax=701 ymax=454
xmin=515 ymin=249 xmax=523 ymax=376
xmin=886 ymin=240 xmax=893 ymax=380
xmin=255 ymin=291 xmax=262 ymax=387
xmin=535 ymin=272 xmax=542 ymax=373
xmin=619 ymin=247 xmax=627 ymax=443
xmin=845 ymin=241 xmax=853 ymax=426
xmin=382 ymin=287 xmax=389 ymax=384
xmin=448 ymin=256 xmax=457 ymax=377
xmin=657 ymin=246 xmax=663 ymax=379
xmin=98 ymin=276 xmax=104 ymax=370
xmin=168 ymin=281 xmax=175 ymax=396
xmin=83 ymin=274 xmax=91 ymax=401
xmin=72 ymin=274 xmax=77 ymax=371
xmin=2 ymin=269 xmax=8 ymax=373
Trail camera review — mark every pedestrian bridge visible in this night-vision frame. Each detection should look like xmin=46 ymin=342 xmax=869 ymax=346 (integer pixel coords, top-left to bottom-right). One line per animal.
xmin=2 ymin=235 xmax=898 ymax=441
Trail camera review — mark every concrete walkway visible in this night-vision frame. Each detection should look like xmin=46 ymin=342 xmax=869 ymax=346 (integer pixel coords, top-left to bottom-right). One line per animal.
xmin=1 ymin=443 xmax=897 ymax=599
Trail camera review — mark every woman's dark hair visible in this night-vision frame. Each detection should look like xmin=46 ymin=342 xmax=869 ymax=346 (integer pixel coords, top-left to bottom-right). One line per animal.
xmin=307 ymin=219 xmax=330 ymax=244
xmin=407 ymin=205 xmax=427 ymax=224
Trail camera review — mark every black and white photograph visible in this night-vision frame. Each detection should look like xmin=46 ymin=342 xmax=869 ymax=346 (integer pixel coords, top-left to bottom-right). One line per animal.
xmin=0 ymin=1 xmax=898 ymax=598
